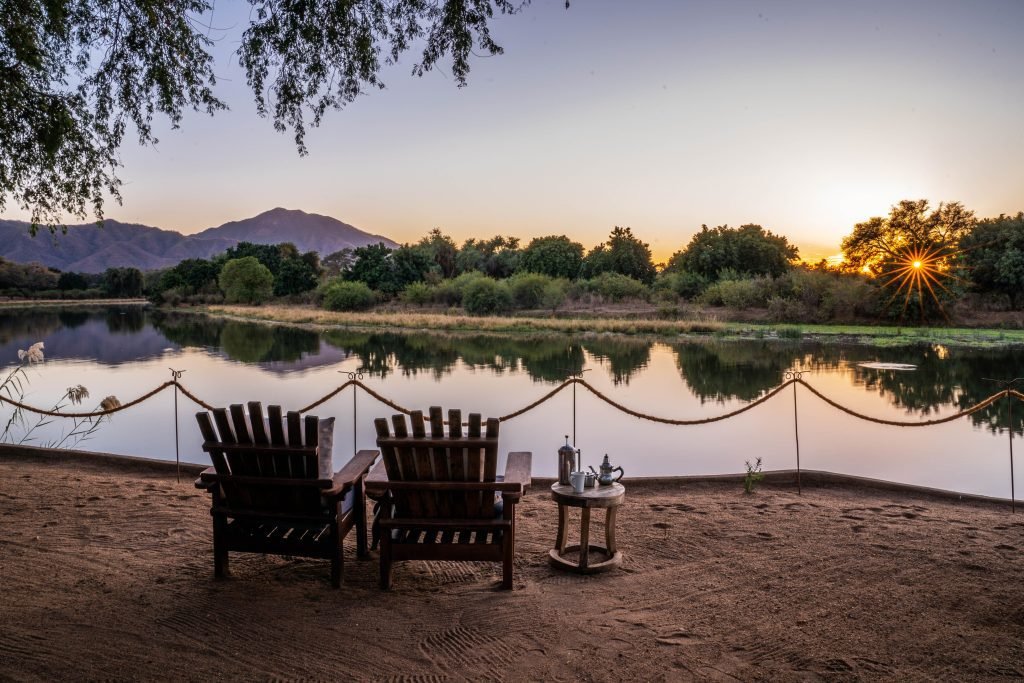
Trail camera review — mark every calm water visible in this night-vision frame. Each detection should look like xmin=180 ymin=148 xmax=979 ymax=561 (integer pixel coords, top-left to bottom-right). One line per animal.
xmin=1 ymin=305 xmax=1021 ymax=499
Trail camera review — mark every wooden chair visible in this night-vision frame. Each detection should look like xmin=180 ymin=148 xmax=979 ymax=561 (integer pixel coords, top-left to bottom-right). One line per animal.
xmin=193 ymin=402 xmax=378 ymax=587
xmin=372 ymin=407 xmax=532 ymax=589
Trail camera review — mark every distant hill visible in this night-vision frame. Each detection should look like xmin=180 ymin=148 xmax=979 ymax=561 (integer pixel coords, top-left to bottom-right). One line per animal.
xmin=0 ymin=208 xmax=399 ymax=273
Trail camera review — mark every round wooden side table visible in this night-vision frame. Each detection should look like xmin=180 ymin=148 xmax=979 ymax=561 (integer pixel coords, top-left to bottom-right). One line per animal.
xmin=549 ymin=482 xmax=625 ymax=573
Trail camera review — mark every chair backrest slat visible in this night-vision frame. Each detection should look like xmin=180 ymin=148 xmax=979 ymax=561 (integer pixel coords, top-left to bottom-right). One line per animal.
xmin=197 ymin=406 xmax=325 ymax=516
xmin=376 ymin=407 xmax=500 ymax=521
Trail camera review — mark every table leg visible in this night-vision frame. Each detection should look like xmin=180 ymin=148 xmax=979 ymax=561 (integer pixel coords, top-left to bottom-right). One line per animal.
xmin=605 ymin=506 xmax=617 ymax=554
xmin=579 ymin=508 xmax=591 ymax=570
xmin=555 ymin=503 xmax=569 ymax=552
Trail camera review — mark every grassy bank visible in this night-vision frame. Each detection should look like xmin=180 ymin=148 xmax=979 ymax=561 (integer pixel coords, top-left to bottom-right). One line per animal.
xmin=201 ymin=304 xmax=1024 ymax=347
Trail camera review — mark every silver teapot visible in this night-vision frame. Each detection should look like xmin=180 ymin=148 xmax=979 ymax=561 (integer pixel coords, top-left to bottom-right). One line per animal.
xmin=589 ymin=453 xmax=624 ymax=486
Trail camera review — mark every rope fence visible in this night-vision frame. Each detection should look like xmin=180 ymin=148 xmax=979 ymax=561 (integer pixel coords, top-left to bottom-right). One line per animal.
xmin=1 ymin=376 xmax=1021 ymax=429
xmin=1 ymin=373 xmax=1020 ymax=508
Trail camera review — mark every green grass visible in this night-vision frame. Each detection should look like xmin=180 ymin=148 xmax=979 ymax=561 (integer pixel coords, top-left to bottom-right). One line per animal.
xmin=191 ymin=304 xmax=1024 ymax=348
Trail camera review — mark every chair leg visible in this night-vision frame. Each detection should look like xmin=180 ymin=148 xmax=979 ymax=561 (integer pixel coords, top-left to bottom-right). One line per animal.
xmin=380 ymin=537 xmax=393 ymax=590
xmin=331 ymin=522 xmax=343 ymax=588
xmin=502 ymin=518 xmax=515 ymax=590
xmin=213 ymin=514 xmax=229 ymax=579
xmin=355 ymin=482 xmax=369 ymax=559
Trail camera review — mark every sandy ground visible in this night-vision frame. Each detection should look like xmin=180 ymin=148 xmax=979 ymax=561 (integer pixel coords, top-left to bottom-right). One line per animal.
xmin=1 ymin=452 xmax=1023 ymax=682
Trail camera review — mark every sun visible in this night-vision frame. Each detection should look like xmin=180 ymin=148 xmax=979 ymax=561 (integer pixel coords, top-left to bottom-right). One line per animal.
xmin=878 ymin=246 xmax=962 ymax=322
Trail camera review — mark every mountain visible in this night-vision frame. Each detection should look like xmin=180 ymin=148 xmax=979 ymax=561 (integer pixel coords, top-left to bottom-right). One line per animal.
xmin=0 ymin=208 xmax=399 ymax=273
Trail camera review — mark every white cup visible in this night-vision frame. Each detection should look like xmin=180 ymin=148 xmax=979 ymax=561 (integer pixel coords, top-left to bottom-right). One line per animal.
xmin=570 ymin=471 xmax=586 ymax=494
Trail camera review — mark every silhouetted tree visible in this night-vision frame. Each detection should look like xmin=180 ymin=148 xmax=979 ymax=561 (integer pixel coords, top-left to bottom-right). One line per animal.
xmin=582 ymin=226 xmax=656 ymax=285
xmin=668 ymin=224 xmax=798 ymax=281
xmin=4 ymin=1 xmax=536 ymax=230
xmin=959 ymin=212 xmax=1024 ymax=309
xmin=519 ymin=235 xmax=584 ymax=280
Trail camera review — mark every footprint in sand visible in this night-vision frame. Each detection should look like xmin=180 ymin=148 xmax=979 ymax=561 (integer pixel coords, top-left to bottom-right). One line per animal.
xmin=656 ymin=631 xmax=704 ymax=646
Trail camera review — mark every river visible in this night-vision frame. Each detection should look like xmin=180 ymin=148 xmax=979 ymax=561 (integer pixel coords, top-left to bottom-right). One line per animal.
xmin=1 ymin=305 xmax=1020 ymax=499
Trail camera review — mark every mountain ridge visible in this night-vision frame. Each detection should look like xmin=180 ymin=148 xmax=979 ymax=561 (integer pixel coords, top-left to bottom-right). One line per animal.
xmin=0 ymin=208 xmax=399 ymax=273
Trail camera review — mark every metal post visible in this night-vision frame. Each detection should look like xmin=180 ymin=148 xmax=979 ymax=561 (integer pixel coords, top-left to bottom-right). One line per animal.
xmin=169 ymin=368 xmax=185 ymax=483
xmin=983 ymin=378 xmax=1022 ymax=513
xmin=562 ymin=368 xmax=591 ymax=448
xmin=343 ymin=371 xmax=364 ymax=457
xmin=1008 ymin=391 xmax=1015 ymax=514
xmin=785 ymin=371 xmax=803 ymax=495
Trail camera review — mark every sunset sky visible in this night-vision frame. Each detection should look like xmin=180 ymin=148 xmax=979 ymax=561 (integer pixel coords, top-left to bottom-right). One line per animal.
xmin=5 ymin=0 xmax=1024 ymax=261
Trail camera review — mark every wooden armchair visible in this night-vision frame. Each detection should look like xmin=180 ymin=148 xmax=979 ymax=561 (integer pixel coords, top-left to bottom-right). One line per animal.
xmin=194 ymin=402 xmax=377 ymax=587
xmin=372 ymin=407 xmax=532 ymax=590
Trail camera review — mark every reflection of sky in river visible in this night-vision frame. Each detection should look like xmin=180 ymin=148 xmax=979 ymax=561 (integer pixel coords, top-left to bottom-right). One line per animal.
xmin=0 ymin=307 xmax=1019 ymax=499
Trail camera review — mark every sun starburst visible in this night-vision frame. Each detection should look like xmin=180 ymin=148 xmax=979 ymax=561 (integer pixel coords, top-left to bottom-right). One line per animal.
xmin=877 ymin=245 xmax=963 ymax=322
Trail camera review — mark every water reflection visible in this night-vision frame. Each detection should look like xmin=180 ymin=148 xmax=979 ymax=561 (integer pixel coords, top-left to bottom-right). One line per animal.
xmin=0 ymin=305 xmax=1021 ymax=436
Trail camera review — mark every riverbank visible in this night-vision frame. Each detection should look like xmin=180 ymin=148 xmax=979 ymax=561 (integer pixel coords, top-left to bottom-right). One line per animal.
xmin=201 ymin=303 xmax=1024 ymax=348
xmin=2 ymin=451 xmax=1022 ymax=681
xmin=0 ymin=298 xmax=149 ymax=307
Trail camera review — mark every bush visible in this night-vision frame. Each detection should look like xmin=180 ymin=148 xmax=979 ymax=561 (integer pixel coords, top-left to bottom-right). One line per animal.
xmin=401 ymin=282 xmax=434 ymax=305
xmin=462 ymin=276 xmax=512 ymax=315
xmin=508 ymin=272 xmax=554 ymax=309
xmin=698 ymin=276 xmax=771 ymax=309
xmin=655 ymin=270 xmax=709 ymax=299
xmin=322 ymin=280 xmax=375 ymax=311
xmin=582 ymin=272 xmax=648 ymax=302
xmin=219 ymin=257 xmax=274 ymax=304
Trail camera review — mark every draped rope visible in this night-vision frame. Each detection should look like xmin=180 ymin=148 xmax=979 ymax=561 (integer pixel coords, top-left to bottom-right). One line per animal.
xmin=574 ymin=378 xmax=796 ymax=425
xmin=0 ymin=381 xmax=176 ymax=418
xmin=1 ymin=377 xmax=1022 ymax=427
xmin=796 ymin=378 xmax=1005 ymax=427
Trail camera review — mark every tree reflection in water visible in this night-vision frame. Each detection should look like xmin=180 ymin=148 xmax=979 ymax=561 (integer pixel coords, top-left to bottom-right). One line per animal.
xmin=4 ymin=306 xmax=1021 ymax=436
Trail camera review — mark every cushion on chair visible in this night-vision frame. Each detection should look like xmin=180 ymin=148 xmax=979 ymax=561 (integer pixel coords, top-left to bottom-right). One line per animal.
xmin=318 ymin=417 xmax=335 ymax=478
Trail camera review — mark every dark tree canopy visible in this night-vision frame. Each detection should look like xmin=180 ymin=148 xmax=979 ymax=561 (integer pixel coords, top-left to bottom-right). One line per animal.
xmin=2 ymin=0 xmax=534 ymax=231
xmin=841 ymin=200 xmax=974 ymax=274
xmin=582 ymin=226 xmax=656 ymax=285
xmin=519 ymin=235 xmax=583 ymax=280
xmin=840 ymin=200 xmax=975 ymax=321
xmin=667 ymin=224 xmax=798 ymax=281
xmin=959 ymin=212 xmax=1024 ymax=309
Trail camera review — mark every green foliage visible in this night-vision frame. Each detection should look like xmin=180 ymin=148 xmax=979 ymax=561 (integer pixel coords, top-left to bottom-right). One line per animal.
xmin=0 ymin=259 xmax=60 ymax=292
xmin=102 ymin=267 xmax=143 ymax=298
xmin=401 ymin=282 xmax=434 ymax=305
xmin=321 ymin=248 xmax=355 ymax=278
xmin=456 ymin=235 xmax=521 ymax=278
xmin=418 ymin=228 xmax=459 ymax=279
xmin=57 ymin=272 xmax=88 ymax=291
xmin=322 ymin=280 xmax=375 ymax=311
xmin=668 ymin=224 xmax=798 ymax=281
xmin=0 ymin=0 xmax=224 ymax=231
xmin=158 ymin=258 xmax=220 ymax=296
xmin=346 ymin=242 xmax=395 ymax=292
xmin=841 ymin=200 xmax=974 ymax=321
xmin=519 ymin=235 xmax=584 ymax=280
xmin=959 ymin=212 xmax=1024 ymax=309
xmin=582 ymin=227 xmax=657 ymax=284
xmin=218 ymin=257 xmax=274 ymax=304
xmin=654 ymin=270 xmax=709 ymax=299
xmin=5 ymin=1 xmax=527 ymax=228
xmin=581 ymin=272 xmax=649 ymax=302
xmin=743 ymin=457 xmax=764 ymax=494
xmin=508 ymin=272 xmax=554 ymax=309
xmin=699 ymin=277 xmax=770 ymax=309
xmin=391 ymin=244 xmax=436 ymax=291
xmin=222 ymin=242 xmax=318 ymax=296
xmin=462 ymin=276 xmax=512 ymax=316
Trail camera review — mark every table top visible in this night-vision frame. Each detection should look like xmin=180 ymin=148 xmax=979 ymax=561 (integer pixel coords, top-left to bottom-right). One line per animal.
xmin=550 ymin=482 xmax=625 ymax=508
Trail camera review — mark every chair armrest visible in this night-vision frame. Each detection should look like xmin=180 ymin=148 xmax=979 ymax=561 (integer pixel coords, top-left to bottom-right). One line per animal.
xmin=194 ymin=467 xmax=218 ymax=490
xmin=324 ymin=449 xmax=379 ymax=498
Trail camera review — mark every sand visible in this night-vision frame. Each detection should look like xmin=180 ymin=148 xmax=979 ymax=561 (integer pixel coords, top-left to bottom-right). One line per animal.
xmin=1 ymin=451 xmax=1022 ymax=682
